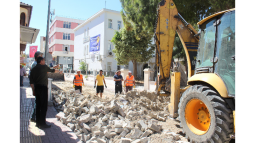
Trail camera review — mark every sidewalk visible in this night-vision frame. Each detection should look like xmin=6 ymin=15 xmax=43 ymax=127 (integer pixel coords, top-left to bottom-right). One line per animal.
xmin=20 ymin=77 xmax=81 ymax=143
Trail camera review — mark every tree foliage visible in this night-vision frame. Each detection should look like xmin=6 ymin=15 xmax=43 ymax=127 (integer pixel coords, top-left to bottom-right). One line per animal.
xmin=175 ymin=0 xmax=235 ymax=25
xmin=112 ymin=0 xmax=160 ymax=77
xmin=79 ymin=61 xmax=87 ymax=71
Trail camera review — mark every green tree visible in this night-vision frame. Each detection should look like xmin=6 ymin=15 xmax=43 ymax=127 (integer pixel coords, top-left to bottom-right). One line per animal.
xmin=79 ymin=61 xmax=87 ymax=72
xmin=112 ymin=28 xmax=155 ymax=78
xmin=174 ymin=0 xmax=235 ymax=26
xmin=112 ymin=0 xmax=159 ymax=78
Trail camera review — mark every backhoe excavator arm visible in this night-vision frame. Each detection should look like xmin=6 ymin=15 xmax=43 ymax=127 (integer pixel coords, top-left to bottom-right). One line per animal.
xmin=154 ymin=0 xmax=199 ymax=96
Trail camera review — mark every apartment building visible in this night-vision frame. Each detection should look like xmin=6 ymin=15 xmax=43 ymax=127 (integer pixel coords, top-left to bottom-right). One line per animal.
xmin=48 ymin=16 xmax=84 ymax=72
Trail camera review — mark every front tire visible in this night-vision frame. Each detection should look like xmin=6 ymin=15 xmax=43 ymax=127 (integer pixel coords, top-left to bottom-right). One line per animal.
xmin=178 ymin=85 xmax=234 ymax=143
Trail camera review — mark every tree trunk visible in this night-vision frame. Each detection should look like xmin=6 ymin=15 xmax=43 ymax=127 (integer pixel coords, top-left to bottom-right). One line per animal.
xmin=132 ymin=60 xmax=137 ymax=79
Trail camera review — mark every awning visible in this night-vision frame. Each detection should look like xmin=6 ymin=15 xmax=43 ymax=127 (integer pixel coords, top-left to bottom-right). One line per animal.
xmin=20 ymin=25 xmax=40 ymax=44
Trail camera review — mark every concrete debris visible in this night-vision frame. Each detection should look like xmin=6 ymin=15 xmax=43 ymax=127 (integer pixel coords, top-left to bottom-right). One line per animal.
xmin=120 ymin=138 xmax=132 ymax=143
xmin=52 ymin=89 xmax=175 ymax=143
xmin=166 ymin=132 xmax=181 ymax=140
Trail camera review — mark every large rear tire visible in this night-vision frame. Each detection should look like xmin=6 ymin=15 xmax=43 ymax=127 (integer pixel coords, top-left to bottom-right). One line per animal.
xmin=178 ymin=85 xmax=234 ymax=143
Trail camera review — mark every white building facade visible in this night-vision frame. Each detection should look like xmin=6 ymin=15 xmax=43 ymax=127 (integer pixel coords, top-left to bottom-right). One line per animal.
xmin=74 ymin=9 xmax=155 ymax=79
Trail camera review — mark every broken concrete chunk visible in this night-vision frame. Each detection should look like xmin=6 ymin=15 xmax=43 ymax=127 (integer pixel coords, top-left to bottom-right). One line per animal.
xmin=104 ymin=130 xmax=111 ymax=139
xmin=102 ymin=115 xmax=108 ymax=122
xmin=67 ymin=123 xmax=75 ymax=130
xmin=79 ymin=114 xmax=92 ymax=124
xmin=120 ymin=138 xmax=132 ymax=143
xmin=140 ymin=129 xmax=153 ymax=138
xmin=140 ymin=137 xmax=149 ymax=143
xmin=137 ymin=120 xmax=148 ymax=132
xmin=94 ymin=130 xmax=103 ymax=136
xmin=82 ymin=107 xmax=90 ymax=113
xmin=97 ymin=138 xmax=106 ymax=143
xmin=147 ymin=124 xmax=160 ymax=132
xmin=115 ymin=128 xmax=124 ymax=133
xmin=110 ymin=132 xmax=117 ymax=138
xmin=82 ymin=123 xmax=91 ymax=131
xmin=90 ymin=105 xmax=99 ymax=115
xmin=167 ymin=132 xmax=181 ymax=140
xmin=130 ymin=128 xmax=143 ymax=139
xmin=119 ymin=128 xmax=130 ymax=138
xmin=118 ymin=107 xmax=126 ymax=117
xmin=82 ymin=128 xmax=89 ymax=135
xmin=56 ymin=112 xmax=65 ymax=120
xmin=131 ymin=139 xmax=141 ymax=143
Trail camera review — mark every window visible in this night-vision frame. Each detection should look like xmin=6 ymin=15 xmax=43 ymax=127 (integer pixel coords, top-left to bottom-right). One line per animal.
xmin=20 ymin=13 xmax=26 ymax=26
xmin=87 ymin=28 xmax=89 ymax=36
xmin=52 ymin=35 xmax=54 ymax=41
xmin=84 ymin=29 xmax=86 ymax=37
xmin=196 ymin=18 xmax=216 ymax=68
xmin=118 ymin=21 xmax=121 ymax=30
xmin=63 ymin=33 xmax=70 ymax=40
xmin=63 ymin=45 xmax=70 ymax=51
xmin=215 ymin=11 xmax=235 ymax=95
xmin=108 ymin=43 xmax=112 ymax=51
xmin=108 ymin=19 xmax=112 ymax=29
xmin=63 ymin=21 xmax=71 ymax=28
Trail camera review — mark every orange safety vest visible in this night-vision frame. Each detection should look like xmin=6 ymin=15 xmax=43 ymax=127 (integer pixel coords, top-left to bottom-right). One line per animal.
xmin=74 ymin=75 xmax=83 ymax=86
xmin=126 ymin=75 xmax=134 ymax=86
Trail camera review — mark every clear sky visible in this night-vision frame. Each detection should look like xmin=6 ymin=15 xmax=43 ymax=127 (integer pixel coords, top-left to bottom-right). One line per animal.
xmin=22 ymin=0 xmax=122 ymax=55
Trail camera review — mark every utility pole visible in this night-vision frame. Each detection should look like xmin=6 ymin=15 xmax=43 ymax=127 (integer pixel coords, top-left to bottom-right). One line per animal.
xmin=45 ymin=0 xmax=51 ymax=64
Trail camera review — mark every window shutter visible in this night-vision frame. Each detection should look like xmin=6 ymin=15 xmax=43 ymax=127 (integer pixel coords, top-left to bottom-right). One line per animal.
xmin=68 ymin=46 xmax=70 ymax=52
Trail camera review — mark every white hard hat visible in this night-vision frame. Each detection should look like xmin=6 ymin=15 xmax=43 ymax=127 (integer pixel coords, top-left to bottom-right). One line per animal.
xmin=77 ymin=69 xmax=81 ymax=72
xmin=128 ymin=71 xmax=132 ymax=73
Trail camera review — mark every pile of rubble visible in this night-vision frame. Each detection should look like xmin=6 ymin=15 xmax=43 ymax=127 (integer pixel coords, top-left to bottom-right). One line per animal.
xmin=53 ymin=89 xmax=183 ymax=143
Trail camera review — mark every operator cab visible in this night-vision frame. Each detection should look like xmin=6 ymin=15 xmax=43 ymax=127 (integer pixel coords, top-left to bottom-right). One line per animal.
xmin=195 ymin=9 xmax=235 ymax=97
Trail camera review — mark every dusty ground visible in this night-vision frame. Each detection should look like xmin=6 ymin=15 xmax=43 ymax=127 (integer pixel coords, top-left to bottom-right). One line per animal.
xmin=52 ymin=80 xmax=189 ymax=143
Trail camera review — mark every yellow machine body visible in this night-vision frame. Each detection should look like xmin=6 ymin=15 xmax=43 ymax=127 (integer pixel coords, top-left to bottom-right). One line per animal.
xmin=188 ymin=73 xmax=229 ymax=98
xmin=155 ymin=0 xmax=235 ymax=135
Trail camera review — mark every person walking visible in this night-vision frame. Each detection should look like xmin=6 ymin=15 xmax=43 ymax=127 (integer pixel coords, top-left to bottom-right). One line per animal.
xmin=20 ymin=65 xmax=26 ymax=86
xmin=73 ymin=70 xmax=84 ymax=93
xmin=124 ymin=71 xmax=135 ymax=92
xmin=94 ymin=70 xmax=107 ymax=98
xmin=30 ymin=57 xmax=61 ymax=128
xmin=114 ymin=70 xmax=123 ymax=97
xmin=30 ymin=51 xmax=43 ymax=122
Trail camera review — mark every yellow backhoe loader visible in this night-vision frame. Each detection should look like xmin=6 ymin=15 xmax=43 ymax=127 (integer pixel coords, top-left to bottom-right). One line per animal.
xmin=154 ymin=0 xmax=235 ymax=142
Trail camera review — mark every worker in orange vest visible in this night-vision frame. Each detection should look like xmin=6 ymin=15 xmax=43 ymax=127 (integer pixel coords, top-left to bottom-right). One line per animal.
xmin=124 ymin=71 xmax=135 ymax=93
xmin=73 ymin=70 xmax=84 ymax=93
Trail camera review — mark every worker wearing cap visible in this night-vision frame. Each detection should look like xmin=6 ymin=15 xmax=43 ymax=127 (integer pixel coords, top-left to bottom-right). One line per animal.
xmin=30 ymin=51 xmax=43 ymax=122
xmin=114 ymin=70 xmax=123 ymax=96
xmin=73 ymin=70 xmax=84 ymax=93
xmin=124 ymin=71 xmax=135 ymax=92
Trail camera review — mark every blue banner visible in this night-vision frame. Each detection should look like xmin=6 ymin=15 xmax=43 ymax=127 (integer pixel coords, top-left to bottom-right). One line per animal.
xmin=90 ymin=34 xmax=100 ymax=52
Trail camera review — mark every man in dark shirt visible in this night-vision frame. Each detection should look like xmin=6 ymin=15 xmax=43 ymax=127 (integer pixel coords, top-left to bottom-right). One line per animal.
xmin=30 ymin=57 xmax=61 ymax=128
xmin=114 ymin=70 xmax=123 ymax=97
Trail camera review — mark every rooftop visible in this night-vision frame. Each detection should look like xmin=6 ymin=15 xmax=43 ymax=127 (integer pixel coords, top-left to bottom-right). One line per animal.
xmin=20 ymin=2 xmax=32 ymax=7
xmin=74 ymin=8 xmax=121 ymax=31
